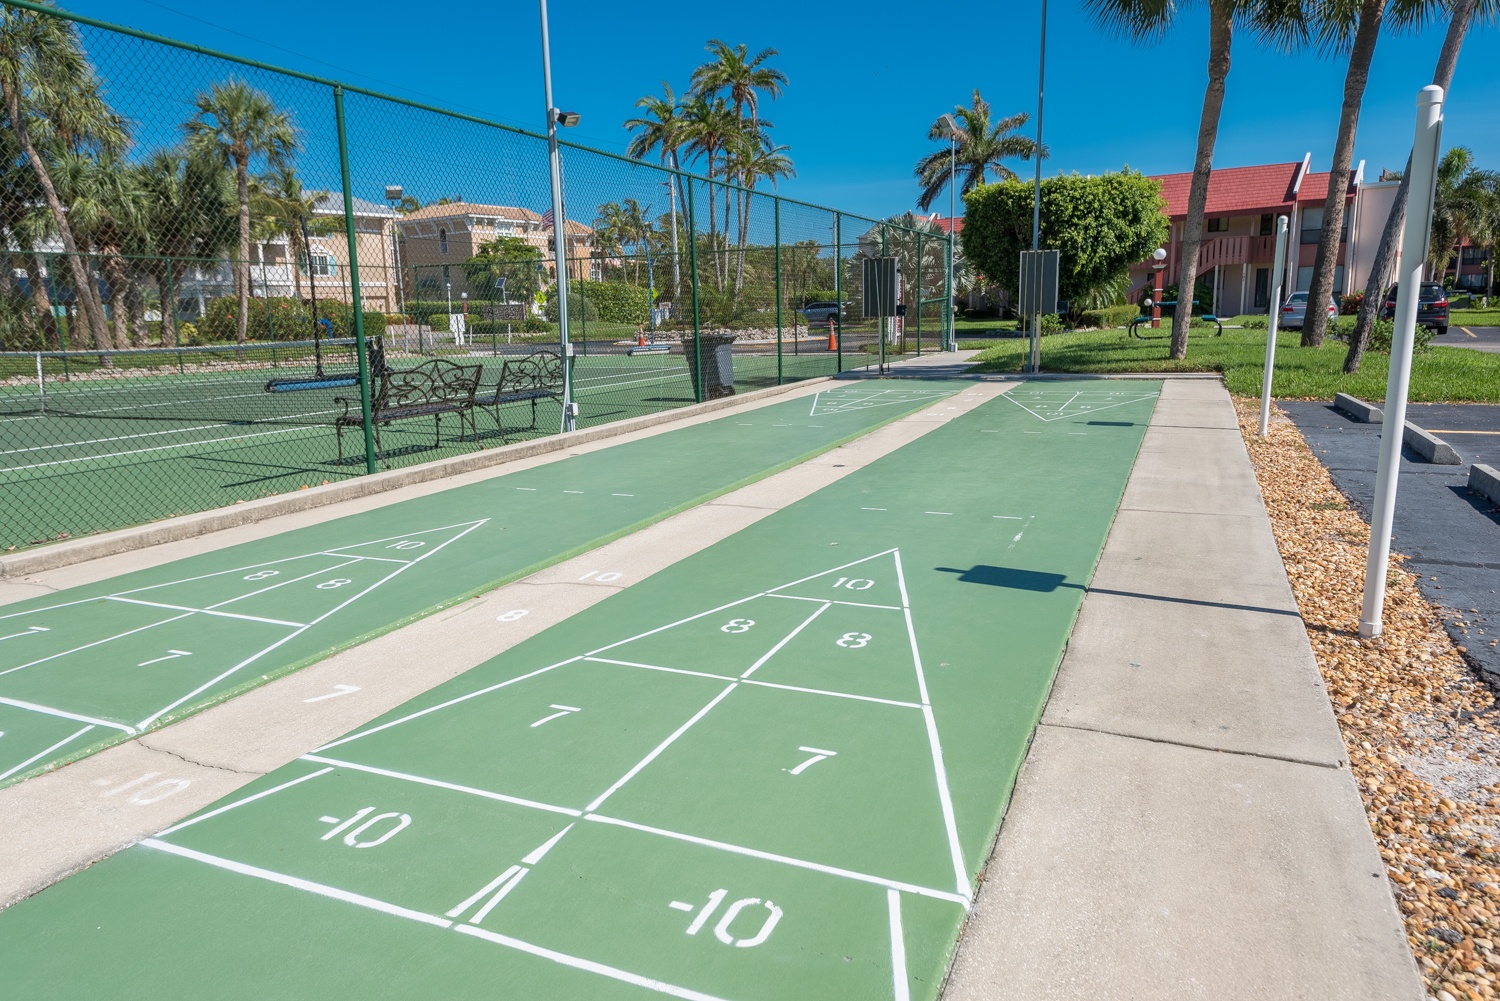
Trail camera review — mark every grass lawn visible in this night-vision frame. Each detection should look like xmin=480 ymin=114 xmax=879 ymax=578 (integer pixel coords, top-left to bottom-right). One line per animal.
xmin=967 ymin=325 xmax=1500 ymax=402
xmin=1450 ymin=308 xmax=1500 ymax=328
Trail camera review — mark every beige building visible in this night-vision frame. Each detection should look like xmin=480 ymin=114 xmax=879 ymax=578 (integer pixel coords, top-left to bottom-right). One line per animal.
xmin=397 ymin=202 xmax=594 ymax=302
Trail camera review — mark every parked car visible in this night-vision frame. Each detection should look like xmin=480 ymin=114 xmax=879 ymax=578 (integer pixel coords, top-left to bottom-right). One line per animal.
xmin=797 ymin=301 xmax=847 ymax=323
xmin=1280 ymin=291 xmax=1338 ymax=330
xmin=1380 ymin=282 xmax=1449 ymax=336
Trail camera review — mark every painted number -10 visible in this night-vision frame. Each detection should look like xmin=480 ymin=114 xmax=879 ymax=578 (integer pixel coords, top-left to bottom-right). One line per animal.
xmin=319 ymin=807 xmax=411 ymax=848
xmin=669 ymin=889 xmax=783 ymax=948
xmin=830 ymin=578 xmax=874 ymax=591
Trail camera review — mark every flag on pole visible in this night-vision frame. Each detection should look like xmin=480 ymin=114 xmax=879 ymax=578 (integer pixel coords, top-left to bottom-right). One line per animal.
xmin=541 ymin=208 xmax=554 ymax=230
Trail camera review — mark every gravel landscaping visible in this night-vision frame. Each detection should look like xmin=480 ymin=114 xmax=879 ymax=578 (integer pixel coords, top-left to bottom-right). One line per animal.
xmin=1237 ymin=398 xmax=1500 ymax=1001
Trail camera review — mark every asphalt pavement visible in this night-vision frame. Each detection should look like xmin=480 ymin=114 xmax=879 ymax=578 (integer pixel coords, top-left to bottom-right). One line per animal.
xmin=1280 ymin=401 xmax=1500 ymax=679
xmin=1434 ymin=324 xmax=1500 ymax=353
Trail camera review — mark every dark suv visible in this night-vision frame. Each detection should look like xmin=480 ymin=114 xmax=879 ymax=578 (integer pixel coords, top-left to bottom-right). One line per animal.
xmin=1380 ymin=282 xmax=1449 ymax=336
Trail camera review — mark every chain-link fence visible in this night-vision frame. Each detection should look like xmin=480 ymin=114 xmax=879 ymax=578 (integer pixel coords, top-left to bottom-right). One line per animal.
xmin=0 ymin=0 xmax=950 ymax=549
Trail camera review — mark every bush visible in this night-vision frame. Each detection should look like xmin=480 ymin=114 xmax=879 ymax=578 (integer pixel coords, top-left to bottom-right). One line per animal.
xmin=1339 ymin=291 xmax=1364 ymax=315
xmin=543 ymin=291 xmax=601 ymax=323
xmin=1331 ymin=317 xmax=1434 ymax=355
xmin=428 ymin=312 xmax=450 ymax=333
xmin=1022 ymin=313 xmax=1064 ymax=336
xmin=1077 ymin=304 xmax=1140 ymax=329
xmin=544 ymin=281 xmax=647 ymax=323
xmin=199 ymin=296 xmax=312 ymax=342
xmin=1241 ymin=317 xmax=1268 ymax=330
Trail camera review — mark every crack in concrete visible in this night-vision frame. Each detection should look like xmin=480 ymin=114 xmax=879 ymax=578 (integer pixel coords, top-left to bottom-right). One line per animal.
xmin=135 ymin=739 xmax=260 ymax=776
xmin=1039 ymin=720 xmax=1346 ymax=771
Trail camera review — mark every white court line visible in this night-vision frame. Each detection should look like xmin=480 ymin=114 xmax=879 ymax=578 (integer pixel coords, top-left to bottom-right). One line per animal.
xmin=0 ymin=408 xmax=337 ymax=458
xmin=522 ymin=823 xmax=574 ymax=865
xmin=888 ymin=889 xmax=911 ymax=1001
xmin=312 ymin=656 xmax=587 ymax=752
xmin=155 ymin=767 xmax=334 ymax=836
xmin=455 ymin=925 xmax=734 ymax=1001
xmin=0 ymin=612 xmax=195 ymax=678
xmin=0 ymin=696 xmax=136 ymax=734
xmin=736 ymin=593 xmax=904 ymax=611
xmin=141 ymin=839 xmax=453 ymax=928
xmin=206 ymin=557 xmax=367 ymax=611
xmin=583 ymin=684 xmax=739 ymax=812
xmin=448 ymin=865 xmax=520 ymax=918
xmin=0 ymin=625 xmax=49 ymax=642
xmin=1002 ymin=391 xmax=1157 ymax=424
xmin=585 ymin=658 xmax=923 ymax=709
xmin=470 ymin=867 xmax=528 ymax=924
xmin=1 ymin=423 xmax=331 ymax=474
xmin=103 ymin=596 xmax=306 ymax=629
xmin=766 ymin=548 xmax=897 ymax=596
xmin=585 ymin=593 xmax=767 ymax=658
xmin=586 ymin=815 xmax=970 ymax=908
xmin=136 ymin=520 xmax=488 ymax=730
xmin=0 ymin=724 xmax=94 ymax=781
xmin=300 ymin=754 xmax=582 ymax=817
xmin=740 ymin=603 xmax=831 ymax=679
xmin=861 ymin=507 xmax=886 ymax=511
xmin=992 ymin=515 xmax=1023 ymax=520
xmin=311 ymin=552 xmax=411 ymax=565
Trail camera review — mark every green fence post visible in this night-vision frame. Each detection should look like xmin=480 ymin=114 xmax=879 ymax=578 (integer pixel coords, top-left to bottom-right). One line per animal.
xmin=688 ymin=180 xmax=703 ymax=403
xmin=915 ymin=230 xmax=923 ymax=357
xmin=880 ymin=223 xmax=887 ymax=374
xmin=333 ymin=85 xmax=377 ymax=475
xmin=774 ymin=198 xmax=783 ymax=386
xmin=833 ymin=212 xmax=842 ymax=374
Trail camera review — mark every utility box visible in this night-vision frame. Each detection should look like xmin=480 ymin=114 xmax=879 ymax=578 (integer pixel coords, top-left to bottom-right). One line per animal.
xmin=862 ymin=257 xmax=899 ymax=318
xmin=1018 ymin=250 xmax=1060 ymax=315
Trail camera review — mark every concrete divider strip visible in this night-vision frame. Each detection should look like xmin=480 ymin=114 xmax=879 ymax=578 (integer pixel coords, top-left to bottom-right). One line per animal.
xmin=1470 ymin=464 xmax=1500 ymax=506
xmin=1334 ymin=392 xmax=1383 ymax=423
xmin=1403 ymin=421 xmax=1463 ymax=464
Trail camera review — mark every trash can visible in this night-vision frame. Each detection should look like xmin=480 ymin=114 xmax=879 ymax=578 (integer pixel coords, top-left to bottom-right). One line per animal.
xmin=681 ymin=333 xmax=736 ymax=401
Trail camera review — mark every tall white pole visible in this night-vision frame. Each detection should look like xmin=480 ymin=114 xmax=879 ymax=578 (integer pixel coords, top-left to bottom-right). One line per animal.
xmin=1029 ymin=0 xmax=1047 ymax=374
xmin=540 ymin=0 xmax=575 ymax=432
xmin=1258 ymin=215 xmax=1289 ymax=436
xmin=1360 ymin=85 xmax=1444 ymax=639
xmin=948 ymin=136 xmax=956 ymax=351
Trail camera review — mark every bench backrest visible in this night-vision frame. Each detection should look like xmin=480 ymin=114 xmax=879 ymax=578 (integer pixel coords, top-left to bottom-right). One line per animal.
xmin=498 ymin=351 xmax=564 ymax=393
xmin=375 ymin=358 xmax=482 ymax=409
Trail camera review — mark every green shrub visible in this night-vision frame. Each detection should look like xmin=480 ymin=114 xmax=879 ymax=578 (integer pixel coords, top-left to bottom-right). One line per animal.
xmin=1077 ymin=304 xmax=1140 ymax=329
xmin=544 ymin=281 xmax=645 ymax=323
xmin=543 ymin=290 xmax=601 ymax=323
xmin=1331 ymin=317 xmax=1433 ymax=354
xmin=178 ymin=321 xmax=199 ymax=345
xmin=199 ymin=296 xmax=315 ymax=342
xmin=428 ymin=312 xmax=450 ymax=333
xmin=1241 ymin=316 xmax=1268 ymax=329
xmin=400 ymin=300 xmax=453 ymax=325
xmin=1022 ymin=313 xmax=1064 ymax=335
xmin=1339 ymin=291 xmax=1364 ymax=315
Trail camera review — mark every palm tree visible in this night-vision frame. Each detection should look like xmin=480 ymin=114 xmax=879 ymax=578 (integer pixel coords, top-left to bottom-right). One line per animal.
xmin=625 ymin=82 xmax=689 ymax=296
xmin=1344 ymin=0 xmax=1496 ymax=371
xmin=251 ymin=165 xmax=327 ymax=301
xmin=914 ymin=90 xmax=1042 ymax=211
xmin=185 ymin=79 xmax=296 ymax=343
xmin=725 ymin=128 xmax=794 ymax=292
xmin=680 ymin=92 xmax=737 ymax=288
xmin=54 ymin=152 xmax=146 ymax=348
xmin=1301 ymin=0 xmax=1435 ymax=347
xmin=0 ymin=5 xmax=122 ymax=353
xmin=1084 ymin=0 xmax=1308 ymax=360
xmin=134 ymin=147 xmax=237 ymax=347
xmin=1426 ymin=147 xmax=1483 ymax=279
xmin=689 ymin=40 xmax=786 ymax=125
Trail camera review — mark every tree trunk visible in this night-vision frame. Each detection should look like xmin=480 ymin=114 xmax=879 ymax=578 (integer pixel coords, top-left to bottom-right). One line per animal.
xmin=234 ymin=154 xmax=251 ymax=343
xmin=2 ymin=79 xmax=111 ymax=359
xmin=1346 ymin=0 xmax=1475 ymax=372
xmin=1304 ymin=0 xmax=1384 ymax=348
xmin=129 ymin=275 xmax=147 ymax=346
xmin=22 ymin=253 xmax=56 ymax=348
xmin=1171 ymin=0 xmax=1233 ymax=360
xmin=101 ymin=250 xmax=132 ymax=349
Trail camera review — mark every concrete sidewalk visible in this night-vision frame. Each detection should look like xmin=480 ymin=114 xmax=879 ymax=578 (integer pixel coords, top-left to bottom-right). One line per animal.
xmin=944 ymin=379 xmax=1423 ymax=999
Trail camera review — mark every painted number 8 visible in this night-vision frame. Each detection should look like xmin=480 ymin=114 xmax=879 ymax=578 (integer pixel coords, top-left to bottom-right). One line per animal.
xmin=496 ymin=609 xmax=529 ymax=622
xmin=243 ymin=570 xmax=279 ymax=581
xmin=720 ymin=619 xmax=755 ymax=634
xmin=836 ymin=632 xmax=871 ymax=649
xmin=316 ymin=578 xmax=352 ymax=590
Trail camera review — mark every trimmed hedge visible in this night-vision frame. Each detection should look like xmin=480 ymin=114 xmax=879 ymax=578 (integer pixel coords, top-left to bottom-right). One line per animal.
xmin=545 ymin=280 xmax=649 ymax=323
xmin=1078 ymin=304 xmax=1140 ymax=329
xmin=198 ymin=296 xmax=385 ymax=343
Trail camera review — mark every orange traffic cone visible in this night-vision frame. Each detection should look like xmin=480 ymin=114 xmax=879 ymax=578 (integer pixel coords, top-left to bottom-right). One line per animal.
xmin=827 ymin=317 xmax=837 ymax=352
xmin=637 ymin=326 xmax=646 ymax=347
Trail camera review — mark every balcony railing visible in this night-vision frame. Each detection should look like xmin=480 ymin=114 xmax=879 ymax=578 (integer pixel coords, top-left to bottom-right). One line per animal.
xmin=1197 ymin=235 xmax=1279 ymax=268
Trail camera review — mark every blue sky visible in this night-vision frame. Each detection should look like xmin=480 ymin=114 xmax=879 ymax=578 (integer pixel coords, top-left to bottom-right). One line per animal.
xmin=58 ymin=0 xmax=1500 ymax=220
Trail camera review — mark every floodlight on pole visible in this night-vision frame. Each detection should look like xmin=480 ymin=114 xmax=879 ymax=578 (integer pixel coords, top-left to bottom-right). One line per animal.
xmin=384 ymin=185 xmax=407 ymax=319
xmin=1361 ymin=86 xmax=1445 ymax=639
xmin=1028 ymin=0 xmax=1048 ymax=374
xmin=937 ymin=114 xmax=960 ymax=351
xmin=539 ymin=0 xmax=578 ymax=432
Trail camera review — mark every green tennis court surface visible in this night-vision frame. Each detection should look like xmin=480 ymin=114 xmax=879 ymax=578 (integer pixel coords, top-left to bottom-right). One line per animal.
xmin=0 ymin=383 xmax=961 ymax=788
xmin=0 ymin=383 xmax=1159 ymax=1000
xmin=0 ymin=349 xmax=844 ymax=547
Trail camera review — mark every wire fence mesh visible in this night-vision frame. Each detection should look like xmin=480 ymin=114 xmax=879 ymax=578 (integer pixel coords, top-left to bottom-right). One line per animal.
xmin=0 ymin=0 xmax=950 ymax=550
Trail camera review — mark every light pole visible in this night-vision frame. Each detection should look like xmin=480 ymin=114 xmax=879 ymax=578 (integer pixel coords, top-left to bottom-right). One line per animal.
xmin=1149 ymin=247 xmax=1166 ymax=329
xmin=1028 ymin=0 xmax=1048 ymax=374
xmin=444 ymin=279 xmax=452 ymax=344
xmin=384 ymin=185 xmax=406 ymax=320
xmin=539 ymin=0 xmax=580 ymax=432
xmin=937 ymin=113 xmax=961 ymax=351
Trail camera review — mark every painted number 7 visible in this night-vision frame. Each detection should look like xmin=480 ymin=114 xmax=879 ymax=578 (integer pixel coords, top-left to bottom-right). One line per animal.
xmin=786 ymin=745 xmax=837 ymax=776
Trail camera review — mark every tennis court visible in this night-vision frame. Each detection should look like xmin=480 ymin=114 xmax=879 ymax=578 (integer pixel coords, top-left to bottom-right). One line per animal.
xmin=0 ymin=382 xmax=958 ymax=788
xmin=0 ymin=384 xmax=1160 ymax=1000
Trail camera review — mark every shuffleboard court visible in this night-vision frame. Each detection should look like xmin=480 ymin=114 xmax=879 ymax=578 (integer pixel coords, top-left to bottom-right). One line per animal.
xmin=0 ymin=382 xmax=1160 ymax=999
xmin=0 ymin=383 xmax=962 ymax=788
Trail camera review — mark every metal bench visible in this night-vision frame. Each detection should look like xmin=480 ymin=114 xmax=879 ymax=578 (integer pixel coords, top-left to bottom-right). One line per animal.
xmin=477 ymin=350 xmax=564 ymax=439
xmin=335 ymin=357 xmax=481 ymax=462
xmin=1128 ymin=301 xmax=1222 ymax=338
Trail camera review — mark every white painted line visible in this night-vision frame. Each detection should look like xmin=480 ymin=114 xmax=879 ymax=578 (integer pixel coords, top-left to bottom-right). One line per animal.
xmin=585 ymin=683 xmax=738 ymax=812
xmin=1023 ymin=431 xmax=1042 ymax=434
xmin=521 ymin=824 xmax=574 ymax=865
xmin=563 ymin=490 xmax=585 ymax=494
xmin=889 ymin=889 xmax=911 ymax=1001
xmin=0 ymin=422 xmax=336 ymax=473
xmin=515 ymin=487 xmax=537 ymax=491
xmin=208 ymin=557 xmax=368 ymax=609
xmin=0 ymin=625 xmax=49 ymax=642
xmin=612 ymin=493 xmax=634 ymax=497
xmin=668 ymin=900 xmax=695 ymax=912
xmin=470 ymin=866 xmax=528 ymax=924
xmin=586 ymin=657 xmax=922 ymax=709
xmin=529 ymin=704 xmax=582 ymax=728
xmin=311 ymin=552 xmax=411 ymax=564
xmin=585 ymin=815 xmax=970 ymax=908
xmin=1069 ymin=432 xmax=1087 ymax=436
xmin=586 ymin=594 xmax=767 ymax=658
xmin=105 ymin=597 xmax=305 ymax=629
xmin=740 ymin=603 xmax=830 ymax=679
xmin=0 ymin=696 xmax=135 ymax=734
xmin=141 ymin=838 xmax=453 ymax=928
xmin=767 ymin=549 xmax=898 ymax=596
xmin=992 ymin=515 xmax=1023 ymax=520
xmin=980 ymin=430 xmax=999 ymax=433
xmin=303 ymin=684 xmax=360 ymax=703
xmin=0 ymin=612 xmax=195 ymax=678
xmin=924 ymin=511 xmax=953 ymax=516
xmin=136 ymin=649 xmax=192 ymax=667
xmin=299 ymin=754 xmax=582 ymax=817
xmin=0 ymin=724 xmax=94 ymax=781
xmin=455 ymin=925 xmax=734 ymax=1001
xmin=861 ymin=507 xmax=886 ymax=511
xmin=448 ymin=865 xmax=521 ymax=918
xmin=155 ymin=767 xmax=334 ymax=836
xmin=313 ymin=656 xmax=586 ymax=752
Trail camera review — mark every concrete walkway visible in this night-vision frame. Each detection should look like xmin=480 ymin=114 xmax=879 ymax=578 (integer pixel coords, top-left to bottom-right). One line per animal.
xmin=943 ymin=378 xmax=1422 ymax=999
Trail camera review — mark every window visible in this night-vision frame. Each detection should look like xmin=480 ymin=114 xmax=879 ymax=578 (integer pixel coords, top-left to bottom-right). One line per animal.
xmin=1206 ymin=217 xmax=1229 ymax=233
xmin=439 ymin=228 xmax=448 ymax=255
xmin=1254 ymin=267 xmax=1270 ymax=309
xmin=308 ymin=253 xmax=334 ymax=277
xmin=441 ymin=265 xmax=450 ymax=282
xmin=1296 ymin=266 xmax=1313 ymax=292
xmin=1260 ymin=213 xmax=1274 ymax=236
xmin=1300 ymin=208 xmax=1322 ymax=245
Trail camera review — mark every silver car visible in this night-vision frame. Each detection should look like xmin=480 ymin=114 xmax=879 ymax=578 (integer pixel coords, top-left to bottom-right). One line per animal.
xmin=797 ymin=301 xmax=847 ymax=323
xmin=1279 ymin=291 xmax=1338 ymax=330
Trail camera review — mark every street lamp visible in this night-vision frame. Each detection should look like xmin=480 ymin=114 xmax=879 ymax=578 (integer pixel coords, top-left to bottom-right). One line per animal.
xmin=384 ymin=185 xmax=406 ymax=320
xmin=936 ymin=113 xmax=961 ymax=351
xmin=539 ymin=0 xmax=580 ymax=431
xmin=1149 ymin=247 xmax=1167 ymax=329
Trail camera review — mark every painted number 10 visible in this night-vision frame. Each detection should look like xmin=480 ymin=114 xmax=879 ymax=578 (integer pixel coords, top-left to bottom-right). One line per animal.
xmin=319 ymin=807 xmax=411 ymax=848
xmin=669 ymin=889 xmax=783 ymax=948
xmin=830 ymin=577 xmax=874 ymax=591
